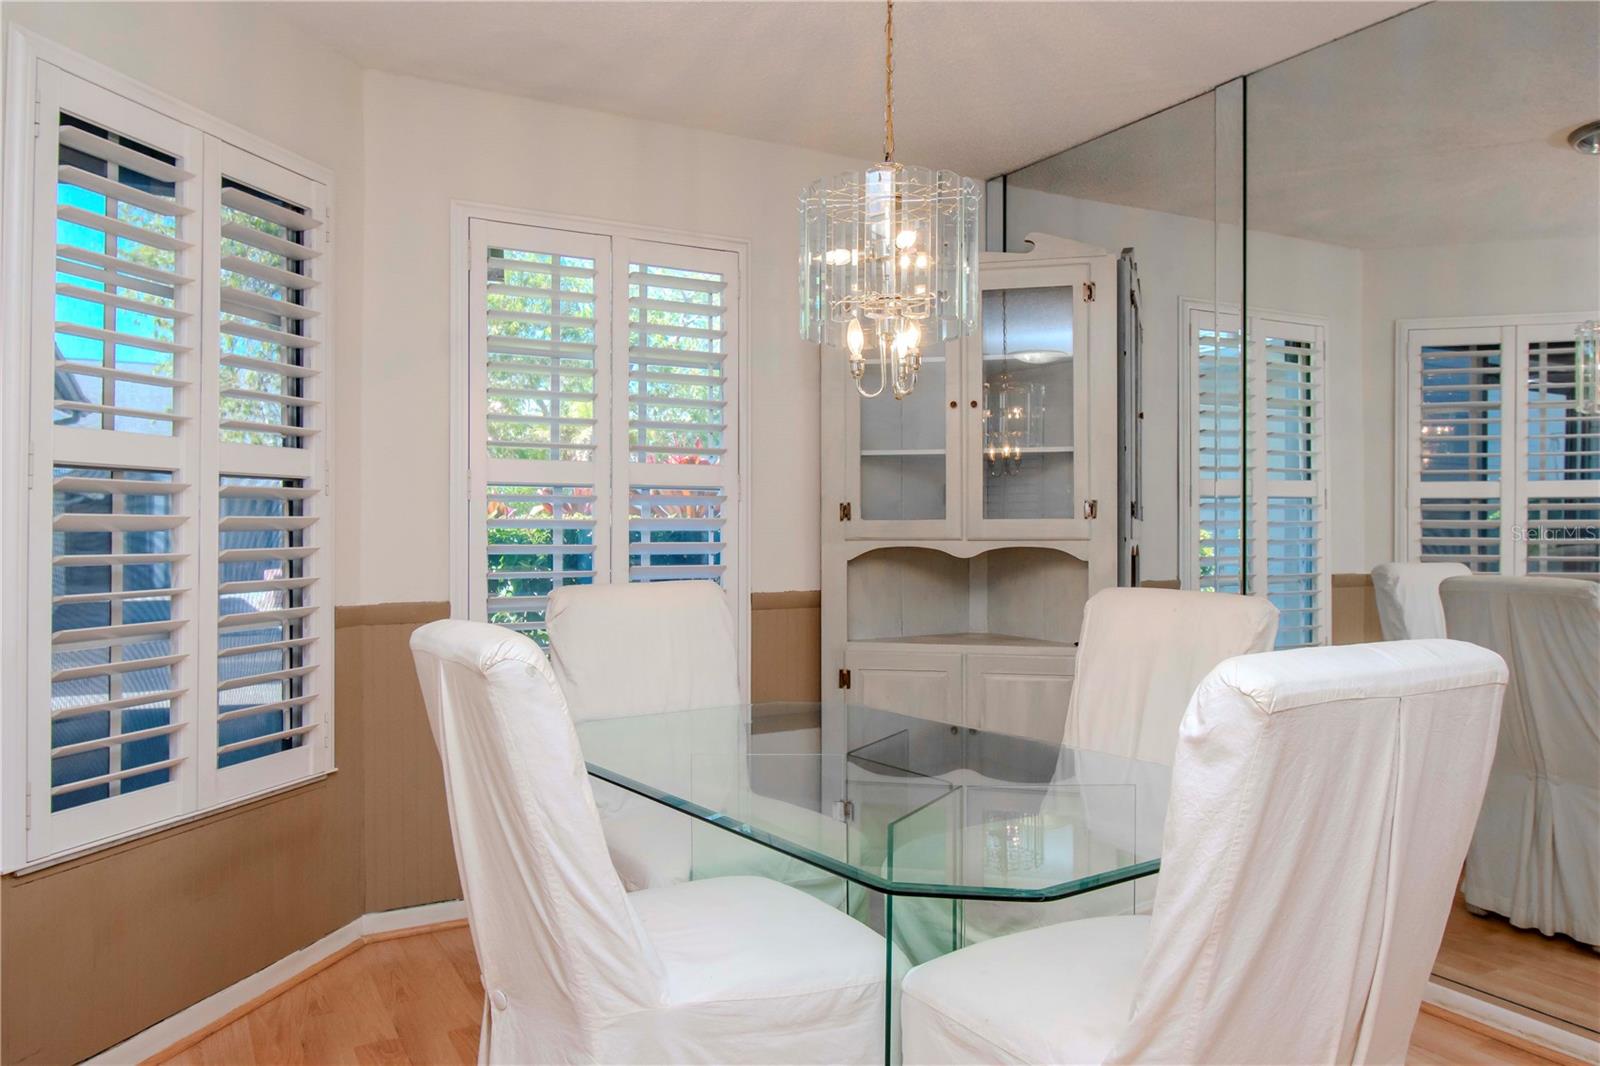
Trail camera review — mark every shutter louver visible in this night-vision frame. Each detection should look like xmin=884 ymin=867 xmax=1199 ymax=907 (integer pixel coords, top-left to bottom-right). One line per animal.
xmin=1418 ymin=497 xmax=1502 ymax=572
xmin=628 ymin=264 xmax=729 ymax=464
xmin=53 ymin=116 xmax=196 ymax=436
xmin=1196 ymin=494 xmax=1245 ymax=595
xmin=218 ymin=178 xmax=319 ymax=448
xmin=1522 ymin=333 xmax=1598 ymax=577
xmin=1525 ymin=498 xmax=1600 ymax=576
xmin=628 ymin=486 xmax=727 ymax=583
xmin=485 ymin=484 xmax=597 ymax=643
xmin=1419 ymin=341 xmax=1504 ymax=484
xmin=49 ymin=468 xmax=187 ymax=811
xmin=485 ymin=249 xmax=600 ymax=463
xmin=216 ymin=478 xmax=319 ymax=767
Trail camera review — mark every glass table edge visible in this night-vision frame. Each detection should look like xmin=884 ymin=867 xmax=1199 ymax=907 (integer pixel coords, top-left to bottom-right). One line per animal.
xmin=584 ymin=761 xmax=1162 ymax=903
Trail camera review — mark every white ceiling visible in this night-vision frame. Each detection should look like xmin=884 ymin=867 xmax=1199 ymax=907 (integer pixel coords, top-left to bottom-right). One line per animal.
xmin=279 ymin=0 xmax=1412 ymax=179
xmin=1010 ymin=1 xmax=1600 ymax=249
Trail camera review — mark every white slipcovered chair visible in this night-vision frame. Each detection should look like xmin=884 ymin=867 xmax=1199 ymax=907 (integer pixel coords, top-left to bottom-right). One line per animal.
xmin=1441 ymin=574 xmax=1600 ymax=946
xmin=1372 ymin=561 xmax=1470 ymax=640
xmin=902 ymin=639 xmax=1507 ymax=1065
xmin=410 ymin=619 xmax=887 ymax=1065
xmin=546 ymin=581 xmax=738 ymax=890
xmin=1062 ymin=586 xmax=1280 ymax=765
xmin=934 ymin=588 xmax=1280 ymax=954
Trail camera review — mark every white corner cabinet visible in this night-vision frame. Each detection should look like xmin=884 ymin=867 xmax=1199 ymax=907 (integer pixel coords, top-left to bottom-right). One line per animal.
xmin=820 ymin=235 xmax=1117 ymax=743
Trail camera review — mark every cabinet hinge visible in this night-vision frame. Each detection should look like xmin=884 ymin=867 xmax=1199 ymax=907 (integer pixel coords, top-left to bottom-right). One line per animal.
xmin=24 ymin=783 xmax=31 ymax=830
xmin=833 ymin=799 xmax=855 ymax=822
xmin=837 ymin=668 xmax=851 ymax=689
xmin=32 ymin=100 xmax=42 ymax=141
xmin=1083 ymin=498 xmax=1099 ymax=520
xmin=839 ymin=501 xmax=852 ymax=522
xmin=1084 ymin=282 xmax=1095 ymax=302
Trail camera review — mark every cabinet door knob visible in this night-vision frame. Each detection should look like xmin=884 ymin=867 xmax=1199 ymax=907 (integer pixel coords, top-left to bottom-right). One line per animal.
xmin=949 ymin=400 xmax=957 ymax=409
xmin=969 ymin=399 xmax=978 ymax=408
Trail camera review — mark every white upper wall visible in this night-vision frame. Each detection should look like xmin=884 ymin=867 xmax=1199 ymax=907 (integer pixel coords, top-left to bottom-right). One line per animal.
xmin=358 ymin=70 xmax=860 ymax=602
xmin=3 ymin=1 xmax=369 ymax=604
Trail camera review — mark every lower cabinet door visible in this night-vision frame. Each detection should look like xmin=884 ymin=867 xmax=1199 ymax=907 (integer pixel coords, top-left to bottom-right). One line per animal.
xmin=964 ymin=652 xmax=1077 ymax=743
xmin=842 ymin=646 xmax=965 ymax=726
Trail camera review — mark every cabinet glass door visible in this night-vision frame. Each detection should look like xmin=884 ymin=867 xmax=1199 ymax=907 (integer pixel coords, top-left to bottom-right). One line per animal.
xmin=848 ymin=342 xmax=960 ymax=537
xmin=971 ymin=276 xmax=1086 ymax=536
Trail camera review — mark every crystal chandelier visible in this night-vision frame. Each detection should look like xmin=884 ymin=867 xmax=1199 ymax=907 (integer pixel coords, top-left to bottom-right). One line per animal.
xmin=799 ymin=0 xmax=981 ymax=399
xmin=1577 ymin=320 xmax=1599 ymax=416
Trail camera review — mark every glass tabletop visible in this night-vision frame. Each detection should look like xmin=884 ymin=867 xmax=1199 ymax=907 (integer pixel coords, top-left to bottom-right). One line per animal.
xmin=576 ymin=702 xmax=1168 ymax=903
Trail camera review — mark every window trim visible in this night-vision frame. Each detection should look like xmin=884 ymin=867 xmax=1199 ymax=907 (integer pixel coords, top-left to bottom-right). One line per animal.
xmin=1178 ymin=297 xmax=1332 ymax=646
xmin=447 ymin=202 xmax=752 ymax=693
xmin=1392 ymin=311 xmax=1600 ymax=572
xmin=1 ymin=29 xmax=339 ymax=871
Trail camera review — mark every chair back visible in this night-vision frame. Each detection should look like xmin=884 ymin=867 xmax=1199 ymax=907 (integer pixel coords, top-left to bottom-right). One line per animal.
xmin=1441 ymin=574 xmax=1600 ymax=944
xmin=548 ymin=580 xmax=740 ymax=719
xmin=1063 ymin=588 xmax=1278 ymax=765
xmin=1372 ymin=561 xmax=1470 ymax=640
xmin=1110 ymin=640 xmax=1506 ymax=1065
xmin=410 ymin=620 xmax=663 ymax=1060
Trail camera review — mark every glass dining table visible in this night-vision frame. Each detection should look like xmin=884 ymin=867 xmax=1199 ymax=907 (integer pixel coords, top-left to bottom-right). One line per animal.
xmin=576 ymin=701 xmax=1170 ymax=1063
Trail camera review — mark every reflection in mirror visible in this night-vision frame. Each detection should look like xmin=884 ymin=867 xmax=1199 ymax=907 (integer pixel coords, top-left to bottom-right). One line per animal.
xmin=1003 ymin=86 xmax=1246 ymax=595
xmin=1246 ymin=0 xmax=1599 ymax=1034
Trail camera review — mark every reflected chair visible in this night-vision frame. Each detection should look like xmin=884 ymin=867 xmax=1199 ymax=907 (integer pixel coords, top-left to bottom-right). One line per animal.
xmin=901 ymin=639 xmax=1506 ymax=1064
xmin=410 ymin=619 xmax=886 ymax=1065
xmin=1373 ymin=561 xmax=1471 ymax=640
xmin=1062 ymin=586 xmax=1279 ymax=765
xmin=1442 ymin=575 xmax=1600 ymax=947
xmin=547 ymin=581 xmax=738 ymax=890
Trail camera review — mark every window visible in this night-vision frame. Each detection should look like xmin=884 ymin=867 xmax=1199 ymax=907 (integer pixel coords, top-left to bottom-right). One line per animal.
xmin=1183 ymin=302 xmax=1330 ymax=648
xmin=1400 ymin=316 xmax=1598 ymax=577
xmin=457 ymin=215 xmax=744 ymax=651
xmin=3 ymin=57 xmax=334 ymax=868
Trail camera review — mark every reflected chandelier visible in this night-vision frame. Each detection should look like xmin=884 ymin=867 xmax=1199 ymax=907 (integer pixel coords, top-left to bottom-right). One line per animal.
xmin=799 ymin=0 xmax=981 ymax=399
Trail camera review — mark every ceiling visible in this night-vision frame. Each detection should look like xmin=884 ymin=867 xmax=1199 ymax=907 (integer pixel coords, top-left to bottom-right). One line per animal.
xmin=280 ymin=0 xmax=1412 ymax=179
xmin=1010 ymin=2 xmax=1600 ymax=249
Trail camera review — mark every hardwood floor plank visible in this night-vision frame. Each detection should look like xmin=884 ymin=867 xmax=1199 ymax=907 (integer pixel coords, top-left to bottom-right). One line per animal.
xmin=159 ymin=923 xmax=1580 ymax=1066
xmin=1434 ymin=893 xmax=1600 ymax=1033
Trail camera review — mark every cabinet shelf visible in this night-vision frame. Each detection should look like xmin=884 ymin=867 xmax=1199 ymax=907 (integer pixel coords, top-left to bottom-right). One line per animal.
xmin=984 ymin=445 xmax=1074 ymax=456
xmin=861 ymin=448 xmax=947 ymax=458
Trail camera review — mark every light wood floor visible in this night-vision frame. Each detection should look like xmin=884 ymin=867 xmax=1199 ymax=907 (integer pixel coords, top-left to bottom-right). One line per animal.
xmin=1434 ymin=893 xmax=1600 ymax=1033
xmin=154 ymin=923 xmax=1585 ymax=1066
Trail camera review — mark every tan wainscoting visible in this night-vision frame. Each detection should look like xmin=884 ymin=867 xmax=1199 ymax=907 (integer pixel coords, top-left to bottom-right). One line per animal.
xmin=1332 ymin=572 xmax=1385 ymax=645
xmin=751 ymin=590 xmax=822 ymax=702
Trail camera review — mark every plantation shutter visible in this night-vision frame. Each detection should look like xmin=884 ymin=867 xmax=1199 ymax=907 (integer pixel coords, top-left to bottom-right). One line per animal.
xmin=1403 ymin=325 xmax=1510 ymax=573
xmin=203 ymin=144 xmax=330 ymax=804
xmin=1519 ymin=324 xmax=1600 ymax=576
xmin=616 ymin=240 xmax=740 ymax=593
xmin=19 ymin=65 xmax=335 ymax=864
xmin=27 ymin=68 xmax=204 ymax=855
xmin=468 ymin=220 xmax=612 ymax=643
xmin=1252 ymin=317 xmax=1328 ymax=647
xmin=1188 ymin=306 xmax=1247 ymax=595
xmin=1186 ymin=304 xmax=1331 ymax=647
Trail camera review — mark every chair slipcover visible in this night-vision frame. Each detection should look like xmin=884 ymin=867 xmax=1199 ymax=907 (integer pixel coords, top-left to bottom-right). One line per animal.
xmin=902 ymin=639 xmax=1507 ymax=1065
xmin=1441 ymin=575 xmax=1600 ymax=946
xmin=1062 ymin=587 xmax=1279 ymax=765
xmin=410 ymin=619 xmax=885 ymax=1064
xmin=1372 ymin=561 xmax=1470 ymax=641
xmin=547 ymin=581 xmax=738 ymax=890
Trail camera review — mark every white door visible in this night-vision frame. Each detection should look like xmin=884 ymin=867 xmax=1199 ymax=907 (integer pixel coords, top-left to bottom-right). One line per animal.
xmin=842 ymin=646 xmax=964 ymax=726
xmin=964 ymin=652 xmax=1076 ymax=743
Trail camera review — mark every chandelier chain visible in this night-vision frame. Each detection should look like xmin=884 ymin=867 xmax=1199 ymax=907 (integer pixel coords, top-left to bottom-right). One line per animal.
xmin=883 ymin=0 xmax=895 ymax=163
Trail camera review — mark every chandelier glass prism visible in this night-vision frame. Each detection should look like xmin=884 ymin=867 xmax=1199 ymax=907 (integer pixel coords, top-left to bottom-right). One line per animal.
xmin=799 ymin=0 xmax=981 ymax=399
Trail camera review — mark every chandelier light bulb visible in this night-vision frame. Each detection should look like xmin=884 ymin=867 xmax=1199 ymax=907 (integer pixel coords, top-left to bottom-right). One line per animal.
xmin=846 ymin=316 xmax=866 ymax=359
xmin=895 ymin=230 xmax=918 ymax=249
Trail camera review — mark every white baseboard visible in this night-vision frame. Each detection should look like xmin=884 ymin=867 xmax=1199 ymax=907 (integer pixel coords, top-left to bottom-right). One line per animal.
xmin=1424 ymin=978 xmax=1600 ymax=1063
xmin=85 ymin=899 xmax=468 ymax=1065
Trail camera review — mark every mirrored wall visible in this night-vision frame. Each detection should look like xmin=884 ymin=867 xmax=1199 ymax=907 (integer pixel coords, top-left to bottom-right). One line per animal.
xmin=1000 ymin=0 xmax=1599 ymax=1037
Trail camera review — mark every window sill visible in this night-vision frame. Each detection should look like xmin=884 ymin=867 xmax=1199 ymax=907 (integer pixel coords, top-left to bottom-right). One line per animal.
xmin=5 ymin=767 xmax=339 ymax=878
